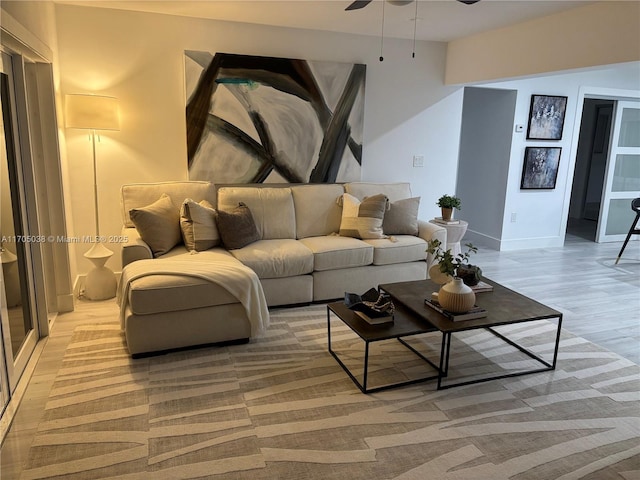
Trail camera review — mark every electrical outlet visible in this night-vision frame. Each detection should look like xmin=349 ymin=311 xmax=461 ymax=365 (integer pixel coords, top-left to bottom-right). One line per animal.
xmin=413 ymin=155 xmax=424 ymax=167
xmin=510 ymin=212 xmax=517 ymax=223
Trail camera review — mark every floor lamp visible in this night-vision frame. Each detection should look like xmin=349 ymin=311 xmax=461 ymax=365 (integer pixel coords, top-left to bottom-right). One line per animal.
xmin=65 ymin=94 xmax=120 ymax=300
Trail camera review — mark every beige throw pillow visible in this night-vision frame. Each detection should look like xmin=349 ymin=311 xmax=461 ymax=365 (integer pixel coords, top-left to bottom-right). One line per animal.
xmin=216 ymin=202 xmax=260 ymax=250
xmin=180 ymin=199 xmax=220 ymax=252
xmin=129 ymin=193 xmax=181 ymax=257
xmin=383 ymin=197 xmax=420 ymax=235
xmin=339 ymin=193 xmax=388 ymax=239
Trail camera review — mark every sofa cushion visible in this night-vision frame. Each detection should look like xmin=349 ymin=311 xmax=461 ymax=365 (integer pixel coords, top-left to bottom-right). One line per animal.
xmin=127 ymin=249 xmax=241 ymax=315
xmin=216 ymin=202 xmax=260 ymax=250
xmin=129 ymin=194 xmax=181 ymax=257
xmin=364 ymin=235 xmax=427 ymax=265
xmin=339 ymin=193 xmax=388 ymax=239
xmin=383 ymin=197 xmax=420 ymax=236
xmin=180 ymin=199 xmax=219 ymax=251
xmin=128 ymin=274 xmax=240 ymax=315
xmin=345 ymin=182 xmax=412 ymax=203
xmin=121 ymin=181 xmax=215 ymax=228
xmin=230 ymin=239 xmax=314 ymax=279
xmin=291 ymin=184 xmax=345 ymax=239
xmin=299 ymin=236 xmax=373 ymax=271
xmin=217 ymin=187 xmax=296 ymax=240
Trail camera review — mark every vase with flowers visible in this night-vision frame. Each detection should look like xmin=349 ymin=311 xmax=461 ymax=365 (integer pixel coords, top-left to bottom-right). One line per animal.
xmin=427 ymin=239 xmax=478 ymax=313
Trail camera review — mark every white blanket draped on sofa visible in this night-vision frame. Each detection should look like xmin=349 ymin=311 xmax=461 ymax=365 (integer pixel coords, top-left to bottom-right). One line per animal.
xmin=117 ymin=257 xmax=270 ymax=337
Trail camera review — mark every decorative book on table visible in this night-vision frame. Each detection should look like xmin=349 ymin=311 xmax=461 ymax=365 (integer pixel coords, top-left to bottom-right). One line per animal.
xmin=354 ymin=310 xmax=394 ymax=325
xmin=345 ymin=288 xmax=395 ymax=325
xmin=470 ymin=281 xmax=493 ymax=293
xmin=432 ymin=217 xmax=460 ymax=225
xmin=424 ymin=298 xmax=487 ymax=321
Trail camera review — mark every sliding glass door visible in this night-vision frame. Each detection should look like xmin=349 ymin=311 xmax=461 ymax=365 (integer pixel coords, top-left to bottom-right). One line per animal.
xmin=597 ymin=101 xmax=640 ymax=243
xmin=0 ymin=50 xmax=39 ymax=411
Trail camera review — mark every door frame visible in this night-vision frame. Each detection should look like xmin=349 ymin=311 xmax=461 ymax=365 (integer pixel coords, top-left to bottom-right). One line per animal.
xmin=562 ymin=86 xmax=640 ymax=244
xmin=1 ymin=7 xmax=76 ymax=442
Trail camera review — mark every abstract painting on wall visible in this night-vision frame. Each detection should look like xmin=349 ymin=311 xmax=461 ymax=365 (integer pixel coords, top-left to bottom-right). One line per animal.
xmin=526 ymin=94 xmax=568 ymax=140
xmin=520 ymin=147 xmax=562 ymax=189
xmin=184 ymin=51 xmax=366 ymax=184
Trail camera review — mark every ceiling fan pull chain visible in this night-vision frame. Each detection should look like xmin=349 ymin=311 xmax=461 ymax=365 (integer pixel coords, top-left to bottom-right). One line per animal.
xmin=412 ymin=0 xmax=418 ymax=58
xmin=379 ymin=0 xmax=385 ymax=61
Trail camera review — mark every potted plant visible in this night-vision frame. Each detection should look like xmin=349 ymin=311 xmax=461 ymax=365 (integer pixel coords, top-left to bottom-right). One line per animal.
xmin=436 ymin=194 xmax=461 ymax=221
xmin=427 ymin=238 xmax=482 ymax=285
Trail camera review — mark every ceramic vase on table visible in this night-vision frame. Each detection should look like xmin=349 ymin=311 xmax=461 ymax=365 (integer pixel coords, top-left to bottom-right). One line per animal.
xmin=438 ymin=277 xmax=476 ymax=313
xmin=428 ymin=264 xmax=452 ymax=285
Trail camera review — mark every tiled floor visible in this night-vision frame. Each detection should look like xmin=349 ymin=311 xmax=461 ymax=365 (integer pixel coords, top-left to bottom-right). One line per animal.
xmin=1 ymin=233 xmax=639 ymax=478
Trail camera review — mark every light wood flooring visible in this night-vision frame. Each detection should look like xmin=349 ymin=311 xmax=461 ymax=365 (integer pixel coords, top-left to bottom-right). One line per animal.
xmin=1 ymin=233 xmax=638 ymax=479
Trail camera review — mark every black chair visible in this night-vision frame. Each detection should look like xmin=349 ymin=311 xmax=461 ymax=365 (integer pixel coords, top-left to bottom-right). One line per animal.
xmin=615 ymin=198 xmax=640 ymax=264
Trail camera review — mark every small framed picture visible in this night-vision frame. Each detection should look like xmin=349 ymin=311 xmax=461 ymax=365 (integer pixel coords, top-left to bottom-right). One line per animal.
xmin=526 ymin=94 xmax=568 ymax=140
xmin=520 ymin=147 xmax=562 ymax=190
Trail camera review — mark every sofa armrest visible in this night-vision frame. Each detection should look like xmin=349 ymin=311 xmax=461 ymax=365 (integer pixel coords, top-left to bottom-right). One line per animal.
xmin=121 ymin=227 xmax=153 ymax=267
xmin=417 ymin=220 xmax=447 ymax=270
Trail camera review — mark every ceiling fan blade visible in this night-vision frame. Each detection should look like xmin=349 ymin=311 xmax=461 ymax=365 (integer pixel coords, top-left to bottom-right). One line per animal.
xmin=457 ymin=0 xmax=481 ymax=4
xmin=345 ymin=0 xmax=373 ymax=11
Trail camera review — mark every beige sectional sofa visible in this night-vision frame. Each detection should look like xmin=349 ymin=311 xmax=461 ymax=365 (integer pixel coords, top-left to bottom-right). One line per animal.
xmin=119 ymin=181 xmax=446 ymax=356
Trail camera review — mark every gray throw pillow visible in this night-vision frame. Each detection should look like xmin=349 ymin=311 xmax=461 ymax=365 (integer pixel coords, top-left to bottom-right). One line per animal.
xmin=180 ymin=199 xmax=220 ymax=252
xmin=383 ymin=197 xmax=420 ymax=235
xmin=129 ymin=194 xmax=181 ymax=257
xmin=216 ymin=202 xmax=260 ymax=249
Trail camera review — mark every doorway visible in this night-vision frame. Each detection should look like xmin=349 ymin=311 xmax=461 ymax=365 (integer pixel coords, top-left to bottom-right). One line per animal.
xmin=568 ymin=99 xmax=614 ymax=240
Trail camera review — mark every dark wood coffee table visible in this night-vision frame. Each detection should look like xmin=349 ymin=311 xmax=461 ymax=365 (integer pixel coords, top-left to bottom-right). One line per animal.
xmin=327 ymin=300 xmax=440 ymax=393
xmin=379 ymin=278 xmax=563 ymax=389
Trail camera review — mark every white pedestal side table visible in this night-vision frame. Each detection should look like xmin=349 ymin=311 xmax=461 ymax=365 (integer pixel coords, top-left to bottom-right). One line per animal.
xmin=429 ymin=220 xmax=468 ymax=256
xmin=84 ymin=243 xmax=117 ymax=300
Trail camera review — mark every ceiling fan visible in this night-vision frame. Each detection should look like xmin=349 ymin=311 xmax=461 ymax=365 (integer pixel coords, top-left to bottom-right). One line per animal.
xmin=346 ymin=0 xmax=480 ymax=10
xmin=348 ymin=0 xmax=481 ymax=61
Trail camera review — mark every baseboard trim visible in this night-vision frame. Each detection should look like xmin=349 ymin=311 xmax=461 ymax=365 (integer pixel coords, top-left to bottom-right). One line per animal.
xmin=57 ymin=293 xmax=74 ymax=313
xmin=464 ymin=230 xmax=565 ymax=251
xmin=463 ymin=230 xmax=501 ymax=250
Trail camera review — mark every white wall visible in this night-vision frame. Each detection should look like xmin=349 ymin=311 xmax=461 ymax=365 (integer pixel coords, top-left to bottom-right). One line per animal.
xmin=484 ymin=62 xmax=640 ymax=250
xmin=456 ymin=87 xmax=517 ymax=247
xmin=55 ymin=4 xmax=463 ymax=274
xmin=8 ymin=2 xmax=639 ymax=279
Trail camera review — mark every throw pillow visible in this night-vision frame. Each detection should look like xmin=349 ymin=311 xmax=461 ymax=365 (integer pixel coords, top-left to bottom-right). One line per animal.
xmin=216 ymin=202 xmax=260 ymax=249
xmin=129 ymin=193 xmax=181 ymax=257
xmin=339 ymin=193 xmax=388 ymax=239
xmin=383 ymin=197 xmax=421 ymax=236
xmin=180 ymin=199 xmax=220 ymax=252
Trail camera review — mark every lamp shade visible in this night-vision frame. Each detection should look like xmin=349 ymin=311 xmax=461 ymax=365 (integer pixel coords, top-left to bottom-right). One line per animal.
xmin=65 ymin=94 xmax=120 ymax=131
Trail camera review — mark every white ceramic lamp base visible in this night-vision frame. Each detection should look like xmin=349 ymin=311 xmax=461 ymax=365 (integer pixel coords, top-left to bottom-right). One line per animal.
xmin=84 ymin=243 xmax=116 ymax=301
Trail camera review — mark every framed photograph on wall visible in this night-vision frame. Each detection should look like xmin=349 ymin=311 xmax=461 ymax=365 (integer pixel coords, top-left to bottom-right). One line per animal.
xmin=520 ymin=147 xmax=562 ymax=189
xmin=526 ymin=94 xmax=568 ymax=140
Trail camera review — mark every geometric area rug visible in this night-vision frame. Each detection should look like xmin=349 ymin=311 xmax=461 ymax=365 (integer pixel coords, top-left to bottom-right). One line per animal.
xmin=20 ymin=304 xmax=640 ymax=479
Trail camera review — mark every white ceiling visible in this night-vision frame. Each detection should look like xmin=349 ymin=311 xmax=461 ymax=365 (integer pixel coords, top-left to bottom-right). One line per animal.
xmin=55 ymin=0 xmax=602 ymax=42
